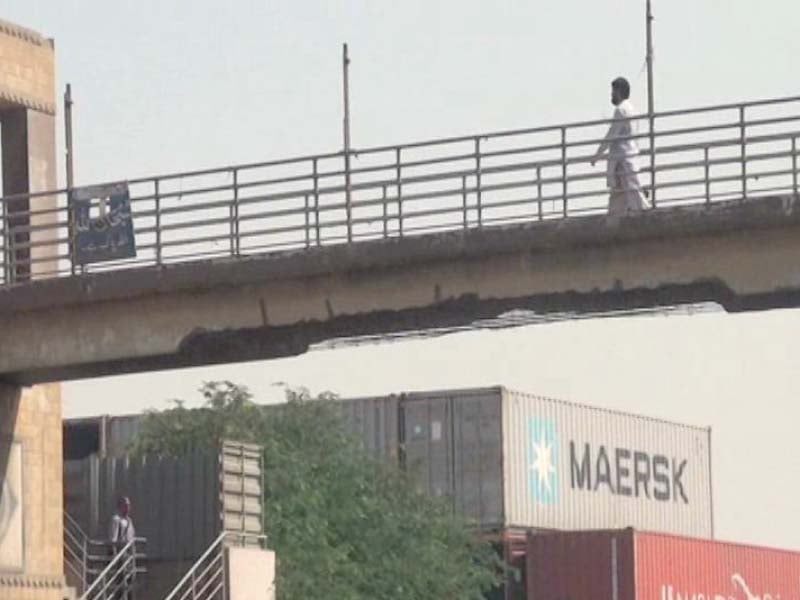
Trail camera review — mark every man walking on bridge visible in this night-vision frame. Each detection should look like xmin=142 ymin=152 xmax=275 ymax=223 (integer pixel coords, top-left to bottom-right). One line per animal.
xmin=592 ymin=77 xmax=647 ymax=216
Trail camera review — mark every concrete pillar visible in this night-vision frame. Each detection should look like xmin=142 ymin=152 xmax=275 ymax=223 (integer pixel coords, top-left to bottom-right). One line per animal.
xmin=1 ymin=108 xmax=58 ymax=281
xmin=0 ymin=18 xmax=65 ymax=600
xmin=0 ymin=384 xmax=64 ymax=600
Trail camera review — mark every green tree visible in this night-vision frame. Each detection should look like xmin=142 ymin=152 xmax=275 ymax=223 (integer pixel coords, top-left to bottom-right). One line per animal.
xmin=132 ymin=382 xmax=505 ymax=600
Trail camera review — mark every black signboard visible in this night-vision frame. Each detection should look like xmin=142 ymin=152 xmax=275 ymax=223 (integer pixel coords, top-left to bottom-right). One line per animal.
xmin=70 ymin=183 xmax=136 ymax=265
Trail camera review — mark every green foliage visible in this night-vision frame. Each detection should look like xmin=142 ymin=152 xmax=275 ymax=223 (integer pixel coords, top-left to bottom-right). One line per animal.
xmin=132 ymin=382 xmax=505 ymax=600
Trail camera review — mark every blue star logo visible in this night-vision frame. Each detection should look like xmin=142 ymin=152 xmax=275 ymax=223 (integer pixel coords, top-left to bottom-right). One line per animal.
xmin=528 ymin=418 xmax=559 ymax=505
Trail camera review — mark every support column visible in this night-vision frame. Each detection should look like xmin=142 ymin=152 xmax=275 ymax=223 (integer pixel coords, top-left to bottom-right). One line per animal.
xmin=0 ymin=18 xmax=65 ymax=600
xmin=1 ymin=108 xmax=59 ymax=281
xmin=0 ymin=384 xmax=64 ymax=599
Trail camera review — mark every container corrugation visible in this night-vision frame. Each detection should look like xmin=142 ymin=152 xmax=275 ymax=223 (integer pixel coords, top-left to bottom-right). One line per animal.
xmin=634 ymin=531 xmax=800 ymax=600
xmin=502 ymin=388 xmax=713 ymax=536
xmin=105 ymin=415 xmax=143 ymax=456
xmin=401 ymin=387 xmax=505 ymax=528
xmin=334 ymin=395 xmax=400 ymax=463
xmin=526 ymin=530 xmax=800 ymax=600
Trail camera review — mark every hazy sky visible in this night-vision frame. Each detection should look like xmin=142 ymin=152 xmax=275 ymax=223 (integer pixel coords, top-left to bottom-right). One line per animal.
xmin=6 ymin=0 xmax=800 ymax=550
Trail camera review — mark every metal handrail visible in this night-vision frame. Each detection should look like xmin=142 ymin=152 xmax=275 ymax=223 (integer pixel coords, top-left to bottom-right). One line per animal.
xmin=64 ymin=511 xmax=90 ymax=594
xmin=163 ymin=532 xmax=268 ymax=600
xmin=78 ymin=537 xmax=146 ymax=600
xmin=2 ymin=93 xmax=800 ymax=285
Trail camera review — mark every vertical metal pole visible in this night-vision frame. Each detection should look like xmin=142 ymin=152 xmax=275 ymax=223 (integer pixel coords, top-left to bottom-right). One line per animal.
xmin=1 ymin=197 xmax=7 ymax=284
xmin=82 ymin=538 xmax=88 ymax=594
xmin=233 ymin=168 xmax=240 ymax=255
xmin=461 ymin=176 xmax=468 ymax=229
xmin=396 ymin=148 xmax=403 ymax=236
xmin=475 ymin=138 xmax=483 ymax=227
xmin=561 ymin=127 xmax=568 ymax=218
xmin=740 ymin=105 xmax=747 ymax=200
xmin=155 ymin=178 xmax=162 ymax=265
xmin=537 ymin=166 xmax=543 ymax=220
xmin=382 ymin=185 xmax=388 ymax=238
xmin=704 ymin=147 xmax=711 ymax=206
xmin=793 ymin=136 xmax=798 ymax=198
xmin=304 ymin=194 xmax=310 ymax=248
xmin=312 ymin=159 xmax=320 ymax=246
xmin=65 ymin=84 xmax=75 ymax=189
xmin=65 ymin=84 xmax=77 ymax=275
xmin=343 ymin=43 xmax=353 ymax=242
xmin=646 ymin=0 xmax=657 ymax=208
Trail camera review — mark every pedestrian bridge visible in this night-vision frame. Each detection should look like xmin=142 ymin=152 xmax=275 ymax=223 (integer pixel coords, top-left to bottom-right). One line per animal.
xmin=2 ymin=94 xmax=800 ymax=384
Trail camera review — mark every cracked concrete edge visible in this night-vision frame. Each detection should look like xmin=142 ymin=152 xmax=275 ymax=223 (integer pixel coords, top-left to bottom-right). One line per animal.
xmin=1 ymin=196 xmax=798 ymax=315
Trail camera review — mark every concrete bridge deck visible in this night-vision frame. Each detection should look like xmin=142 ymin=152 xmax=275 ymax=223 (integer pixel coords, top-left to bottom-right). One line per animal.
xmin=2 ymin=195 xmax=800 ymax=384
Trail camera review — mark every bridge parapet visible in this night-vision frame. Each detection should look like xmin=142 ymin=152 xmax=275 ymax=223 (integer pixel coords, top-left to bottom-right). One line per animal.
xmin=2 ymin=94 xmax=799 ymax=286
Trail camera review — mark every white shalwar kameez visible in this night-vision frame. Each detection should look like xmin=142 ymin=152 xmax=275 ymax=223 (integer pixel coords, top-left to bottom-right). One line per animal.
xmin=595 ymin=99 xmax=646 ymax=215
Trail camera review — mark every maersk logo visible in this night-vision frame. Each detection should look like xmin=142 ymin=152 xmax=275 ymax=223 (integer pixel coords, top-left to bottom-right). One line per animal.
xmin=528 ymin=418 xmax=559 ymax=505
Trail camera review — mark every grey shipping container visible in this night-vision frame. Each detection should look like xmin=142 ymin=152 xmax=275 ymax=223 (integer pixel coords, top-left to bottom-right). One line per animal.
xmin=63 ymin=414 xmax=142 ymax=460
xmin=344 ymin=387 xmax=714 ymax=537
xmin=64 ymin=386 xmax=714 ymax=537
xmin=64 ymin=441 xmax=264 ymax=562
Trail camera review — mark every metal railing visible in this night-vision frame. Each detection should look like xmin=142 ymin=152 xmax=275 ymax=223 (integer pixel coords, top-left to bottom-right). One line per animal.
xmin=163 ymin=532 xmax=268 ymax=600
xmin=64 ymin=511 xmax=91 ymax=594
xmin=78 ymin=536 xmax=147 ymax=600
xmin=64 ymin=512 xmax=148 ymax=597
xmin=2 ymin=94 xmax=800 ymax=285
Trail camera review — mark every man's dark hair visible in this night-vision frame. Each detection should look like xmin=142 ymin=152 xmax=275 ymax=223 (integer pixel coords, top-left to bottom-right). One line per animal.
xmin=612 ymin=77 xmax=631 ymax=100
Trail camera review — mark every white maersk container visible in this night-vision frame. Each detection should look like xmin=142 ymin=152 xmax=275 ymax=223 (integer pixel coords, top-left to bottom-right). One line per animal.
xmin=382 ymin=387 xmax=713 ymax=538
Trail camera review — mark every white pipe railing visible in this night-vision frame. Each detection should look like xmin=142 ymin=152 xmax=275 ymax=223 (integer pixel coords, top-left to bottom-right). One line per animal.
xmin=163 ymin=532 xmax=268 ymax=600
xmin=2 ymin=94 xmax=799 ymax=284
xmin=78 ymin=537 xmax=146 ymax=600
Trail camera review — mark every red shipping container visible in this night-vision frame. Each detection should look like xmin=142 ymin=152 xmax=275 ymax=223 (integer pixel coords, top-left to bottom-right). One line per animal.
xmin=527 ymin=529 xmax=800 ymax=600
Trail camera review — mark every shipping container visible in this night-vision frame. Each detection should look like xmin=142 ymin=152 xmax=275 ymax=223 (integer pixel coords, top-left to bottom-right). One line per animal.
xmin=64 ymin=387 xmax=714 ymax=536
xmin=64 ymin=441 xmax=263 ymax=561
xmin=392 ymin=387 xmax=713 ymax=536
xmin=526 ymin=529 xmax=800 ymax=600
xmin=63 ymin=414 xmax=142 ymax=459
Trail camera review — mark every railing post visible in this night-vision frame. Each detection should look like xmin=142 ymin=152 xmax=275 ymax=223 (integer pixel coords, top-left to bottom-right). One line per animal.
xmin=704 ymin=146 xmax=711 ymax=207
xmin=396 ymin=148 xmax=403 ymax=237
xmin=475 ymin=137 xmax=483 ymax=227
xmin=560 ymin=127 xmax=568 ymax=218
xmin=220 ymin=543 xmax=227 ymax=600
xmin=304 ymin=194 xmax=310 ymax=249
xmin=461 ymin=175 xmax=468 ymax=229
xmin=154 ymin=178 xmax=162 ymax=266
xmin=345 ymin=150 xmax=353 ymax=243
xmin=649 ymin=113 xmax=657 ymax=209
xmin=1 ymin=198 xmax=7 ymax=284
xmin=191 ymin=568 xmax=197 ymax=600
xmin=740 ymin=105 xmax=747 ymax=201
xmin=792 ymin=136 xmax=798 ymax=198
xmin=536 ymin=166 xmax=543 ymax=221
xmin=82 ymin=537 xmax=88 ymax=594
xmin=232 ymin=168 xmax=240 ymax=256
xmin=131 ymin=544 xmax=137 ymax=599
xmin=382 ymin=185 xmax=388 ymax=238
xmin=313 ymin=159 xmax=320 ymax=246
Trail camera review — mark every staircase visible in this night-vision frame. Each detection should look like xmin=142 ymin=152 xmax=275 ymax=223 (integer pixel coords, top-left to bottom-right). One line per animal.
xmin=163 ymin=532 xmax=268 ymax=600
xmin=63 ymin=511 xmax=147 ymax=600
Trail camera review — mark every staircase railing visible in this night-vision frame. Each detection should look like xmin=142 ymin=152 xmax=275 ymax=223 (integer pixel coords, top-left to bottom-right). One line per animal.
xmin=63 ymin=511 xmax=90 ymax=593
xmin=163 ymin=532 xmax=268 ymax=600
xmin=78 ymin=536 xmax=147 ymax=600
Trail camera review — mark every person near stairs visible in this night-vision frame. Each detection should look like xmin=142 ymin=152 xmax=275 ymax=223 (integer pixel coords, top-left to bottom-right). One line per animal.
xmin=109 ymin=496 xmax=136 ymax=600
